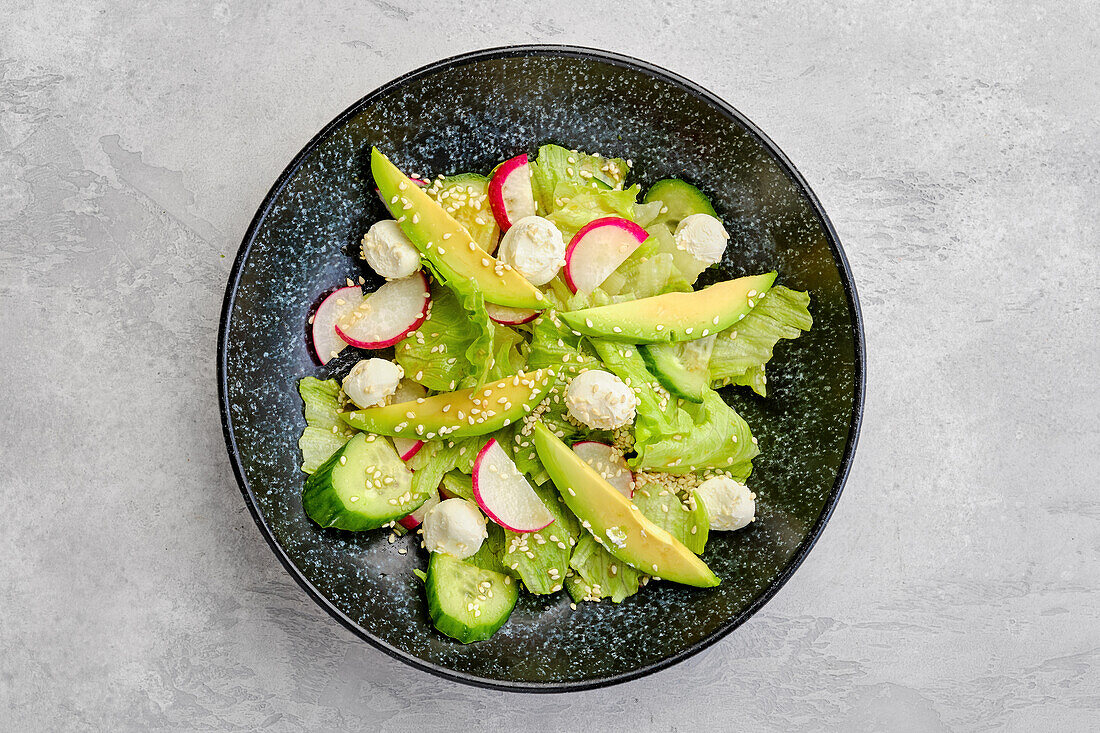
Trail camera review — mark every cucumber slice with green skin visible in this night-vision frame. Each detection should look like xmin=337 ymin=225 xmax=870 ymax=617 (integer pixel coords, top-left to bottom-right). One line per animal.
xmin=427 ymin=173 xmax=501 ymax=254
xmin=639 ymin=334 xmax=717 ymax=403
xmin=425 ymin=551 xmax=518 ymax=643
xmin=302 ymin=433 xmax=422 ymax=531
xmin=643 ymin=179 xmax=718 ymax=231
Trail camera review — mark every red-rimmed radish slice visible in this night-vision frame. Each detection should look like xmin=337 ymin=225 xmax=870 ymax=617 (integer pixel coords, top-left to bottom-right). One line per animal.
xmin=335 ymin=272 xmax=430 ymax=349
xmin=373 ymin=175 xmax=427 ymax=202
xmin=564 ymin=217 xmax=649 ymax=294
xmin=472 ymin=439 xmax=555 ymax=532
xmin=311 ymin=285 xmax=361 ymax=365
xmin=393 ymin=437 xmax=424 ymax=461
xmin=397 ymin=486 xmax=440 ymax=529
xmin=488 ymin=154 xmax=536 ymax=231
xmin=485 ymin=301 xmax=538 ymax=326
xmin=572 ymin=441 xmax=634 ymax=498
xmin=389 ymin=380 xmax=427 ymax=460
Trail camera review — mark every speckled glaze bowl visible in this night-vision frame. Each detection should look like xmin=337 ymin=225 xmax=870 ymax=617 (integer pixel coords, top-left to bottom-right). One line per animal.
xmin=218 ymin=46 xmax=864 ymax=691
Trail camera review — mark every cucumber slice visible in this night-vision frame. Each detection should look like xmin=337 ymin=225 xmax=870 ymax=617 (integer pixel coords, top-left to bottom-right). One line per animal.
xmin=639 ymin=334 xmax=716 ymax=403
xmin=427 ymin=173 xmax=500 ymax=253
xmin=643 ymin=179 xmax=718 ymax=231
xmin=425 ymin=551 xmax=518 ymax=643
xmin=302 ymin=433 xmax=422 ymax=531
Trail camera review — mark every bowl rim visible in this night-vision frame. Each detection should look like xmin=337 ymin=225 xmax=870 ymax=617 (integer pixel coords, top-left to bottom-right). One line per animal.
xmin=217 ymin=43 xmax=866 ymax=693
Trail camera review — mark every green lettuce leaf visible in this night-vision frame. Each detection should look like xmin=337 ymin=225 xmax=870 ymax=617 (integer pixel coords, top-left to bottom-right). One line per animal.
xmin=590 ymin=339 xmax=686 ymax=455
xmin=466 ymin=523 xmax=508 ymax=574
xmin=530 ymin=144 xmax=630 ymax=213
xmin=406 ymin=436 xmax=480 ymax=500
xmin=298 ymin=377 xmax=357 ymax=473
xmin=633 ymin=389 xmax=759 ymax=479
xmin=500 ymin=484 xmax=580 ymax=594
xmin=440 ymin=470 xmax=474 ymax=501
xmin=545 ymin=185 xmax=641 ymax=240
xmin=709 ymin=286 xmax=812 ymax=395
xmin=395 ymin=281 xmax=497 ymax=391
xmin=567 ymin=533 xmax=642 ymax=603
xmin=631 ymin=482 xmax=709 ymax=554
xmin=601 ymin=252 xmax=690 ymax=300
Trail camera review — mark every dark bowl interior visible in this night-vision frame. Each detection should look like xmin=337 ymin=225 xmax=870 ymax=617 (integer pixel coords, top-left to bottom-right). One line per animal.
xmin=219 ymin=46 xmax=864 ymax=691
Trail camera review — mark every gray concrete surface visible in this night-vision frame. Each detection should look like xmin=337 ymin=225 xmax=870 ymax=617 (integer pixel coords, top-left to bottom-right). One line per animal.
xmin=2 ymin=1 xmax=1098 ymax=730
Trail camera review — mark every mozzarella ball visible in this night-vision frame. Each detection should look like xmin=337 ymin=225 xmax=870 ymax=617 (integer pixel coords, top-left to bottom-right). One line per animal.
xmin=422 ymin=498 xmax=487 ymax=559
xmin=342 ymin=358 xmax=403 ymax=409
xmin=497 ymin=215 xmax=566 ymax=286
xmin=565 ymin=369 xmax=638 ymax=430
xmin=360 ymin=220 xmax=421 ymax=279
xmin=674 ymin=213 xmax=730 ymax=266
xmin=695 ymin=476 xmax=756 ymax=531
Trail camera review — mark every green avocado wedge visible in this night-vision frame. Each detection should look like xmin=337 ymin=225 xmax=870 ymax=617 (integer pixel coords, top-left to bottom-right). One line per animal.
xmin=371 ymin=148 xmax=546 ymax=310
xmin=531 ymin=422 xmax=720 ymax=588
xmin=559 ymin=273 xmax=777 ymax=343
xmin=340 ymin=369 xmax=554 ymax=440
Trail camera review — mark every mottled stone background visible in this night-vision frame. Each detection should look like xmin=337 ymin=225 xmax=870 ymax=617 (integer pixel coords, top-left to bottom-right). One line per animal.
xmin=1 ymin=1 xmax=1097 ymax=730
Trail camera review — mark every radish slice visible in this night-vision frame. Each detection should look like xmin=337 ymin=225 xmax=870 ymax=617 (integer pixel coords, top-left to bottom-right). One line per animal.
xmin=311 ymin=285 xmax=361 ymax=365
xmin=398 ymin=486 xmax=439 ymax=529
xmin=488 ymin=154 xmax=536 ymax=231
xmin=472 ymin=439 xmax=555 ymax=532
xmin=564 ymin=217 xmax=649 ymax=294
xmin=485 ymin=301 xmax=538 ymax=326
xmin=335 ymin=272 xmax=430 ymax=349
xmin=389 ymin=380 xmax=427 ymax=460
xmin=572 ymin=441 xmax=634 ymax=498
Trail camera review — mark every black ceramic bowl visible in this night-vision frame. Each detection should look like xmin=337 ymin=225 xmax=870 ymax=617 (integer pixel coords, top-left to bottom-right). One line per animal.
xmin=219 ymin=45 xmax=864 ymax=691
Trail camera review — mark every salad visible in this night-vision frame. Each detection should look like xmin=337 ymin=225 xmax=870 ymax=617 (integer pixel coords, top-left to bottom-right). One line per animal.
xmin=297 ymin=145 xmax=812 ymax=643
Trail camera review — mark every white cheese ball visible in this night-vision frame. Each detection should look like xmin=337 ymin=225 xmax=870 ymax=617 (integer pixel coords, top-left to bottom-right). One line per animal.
xmin=695 ymin=476 xmax=756 ymax=531
xmin=565 ymin=369 xmax=638 ymax=430
xmin=422 ymin=498 xmax=487 ymax=559
xmin=674 ymin=213 xmax=730 ymax=266
xmin=342 ymin=358 xmax=403 ymax=409
xmin=497 ymin=215 xmax=565 ymax=286
xmin=360 ymin=220 xmax=421 ymax=279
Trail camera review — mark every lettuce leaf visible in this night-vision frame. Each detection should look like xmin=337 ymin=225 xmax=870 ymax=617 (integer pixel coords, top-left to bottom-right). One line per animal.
xmin=590 ymin=339 xmax=686 ymax=456
xmin=567 ymin=533 xmax=642 ymax=603
xmin=633 ymin=389 xmax=759 ymax=479
xmin=466 ymin=523 xmax=508 ymax=574
xmin=602 ymin=252 xmax=690 ymax=300
xmin=298 ymin=377 xmax=357 ymax=473
xmin=590 ymin=340 xmax=757 ymax=476
xmin=709 ymin=286 xmax=812 ymax=395
xmin=395 ymin=281 xmax=497 ymax=391
xmin=631 ymin=482 xmax=709 ymax=554
xmin=530 ymin=144 xmax=630 ymax=213
xmin=545 ymin=185 xmax=641 ymax=240
xmin=406 ymin=436 xmax=480 ymax=500
xmin=440 ymin=470 xmax=474 ymax=501
xmin=500 ymin=484 xmax=580 ymax=594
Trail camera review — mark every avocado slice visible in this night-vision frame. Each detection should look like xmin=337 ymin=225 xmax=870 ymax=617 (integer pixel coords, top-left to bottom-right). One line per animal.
xmin=532 ymin=422 xmax=720 ymax=588
xmin=426 ymin=173 xmax=500 ymax=253
xmin=559 ymin=272 xmax=777 ymax=344
xmin=339 ymin=369 xmax=553 ymax=440
xmin=371 ymin=149 xmax=546 ymax=310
